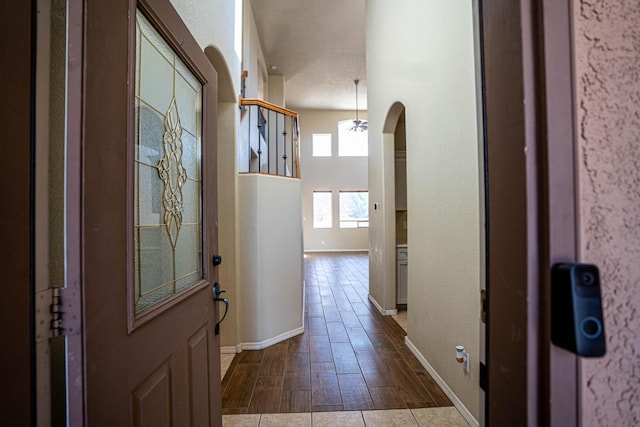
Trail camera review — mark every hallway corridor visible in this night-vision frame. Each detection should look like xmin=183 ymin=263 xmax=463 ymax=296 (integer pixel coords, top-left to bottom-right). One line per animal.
xmin=221 ymin=253 xmax=469 ymax=426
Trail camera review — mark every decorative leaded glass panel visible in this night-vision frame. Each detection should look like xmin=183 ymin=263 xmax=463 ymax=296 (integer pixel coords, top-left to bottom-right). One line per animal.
xmin=134 ymin=10 xmax=203 ymax=314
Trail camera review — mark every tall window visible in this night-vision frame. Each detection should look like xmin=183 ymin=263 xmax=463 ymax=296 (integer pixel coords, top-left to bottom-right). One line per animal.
xmin=313 ymin=191 xmax=332 ymax=228
xmin=339 ymin=191 xmax=369 ymax=228
xmin=338 ymin=120 xmax=368 ymax=157
xmin=312 ymin=133 xmax=332 ymax=157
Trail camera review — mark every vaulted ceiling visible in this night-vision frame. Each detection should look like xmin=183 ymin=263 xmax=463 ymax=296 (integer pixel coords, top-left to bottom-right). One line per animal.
xmin=249 ymin=0 xmax=367 ymax=111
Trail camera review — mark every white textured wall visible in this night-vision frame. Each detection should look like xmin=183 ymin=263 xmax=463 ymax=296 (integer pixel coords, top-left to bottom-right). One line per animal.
xmin=366 ymin=0 xmax=481 ymax=419
xmin=169 ymin=0 xmax=240 ymax=87
xmin=237 ymin=174 xmax=304 ymax=346
xmin=298 ymin=109 xmax=369 ymax=252
xmin=575 ymin=1 xmax=640 ymax=425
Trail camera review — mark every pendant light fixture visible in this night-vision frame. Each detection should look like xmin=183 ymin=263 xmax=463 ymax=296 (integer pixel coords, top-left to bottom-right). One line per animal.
xmin=348 ymin=79 xmax=368 ymax=132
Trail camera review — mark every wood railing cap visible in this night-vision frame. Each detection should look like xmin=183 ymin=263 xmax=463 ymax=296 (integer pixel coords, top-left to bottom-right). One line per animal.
xmin=239 ymin=97 xmax=298 ymax=118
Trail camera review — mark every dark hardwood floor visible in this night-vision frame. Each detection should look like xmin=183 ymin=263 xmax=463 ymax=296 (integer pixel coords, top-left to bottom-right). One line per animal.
xmin=221 ymin=252 xmax=452 ymax=414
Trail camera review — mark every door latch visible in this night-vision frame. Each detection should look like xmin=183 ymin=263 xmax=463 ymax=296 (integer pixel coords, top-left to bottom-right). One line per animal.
xmin=213 ymin=282 xmax=228 ymax=335
xmin=212 ymin=254 xmax=222 ymax=266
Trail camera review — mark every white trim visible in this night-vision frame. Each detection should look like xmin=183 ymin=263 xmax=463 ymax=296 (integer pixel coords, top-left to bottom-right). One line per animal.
xmin=405 ymin=337 xmax=479 ymax=427
xmin=304 ymin=249 xmax=369 ymax=253
xmin=220 ymin=346 xmax=238 ymax=354
xmin=231 ymin=281 xmax=305 ymax=353
xmin=240 ymin=326 xmax=305 ymax=351
xmin=368 ymin=294 xmax=398 ymax=316
xmin=301 ymin=280 xmax=306 ymax=329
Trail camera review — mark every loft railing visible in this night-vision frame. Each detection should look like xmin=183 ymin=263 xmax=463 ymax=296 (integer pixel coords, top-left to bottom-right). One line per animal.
xmin=240 ymin=97 xmax=301 ymax=179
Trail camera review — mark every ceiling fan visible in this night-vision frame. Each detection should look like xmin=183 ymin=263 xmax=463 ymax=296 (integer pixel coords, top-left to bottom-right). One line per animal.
xmin=348 ymin=79 xmax=368 ymax=132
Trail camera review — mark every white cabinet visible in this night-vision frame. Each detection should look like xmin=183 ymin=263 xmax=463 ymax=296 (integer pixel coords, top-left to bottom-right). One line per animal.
xmin=396 ymin=246 xmax=408 ymax=305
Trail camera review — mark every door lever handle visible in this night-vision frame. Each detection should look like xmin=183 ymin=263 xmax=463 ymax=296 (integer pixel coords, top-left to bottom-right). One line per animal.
xmin=213 ymin=282 xmax=228 ymax=335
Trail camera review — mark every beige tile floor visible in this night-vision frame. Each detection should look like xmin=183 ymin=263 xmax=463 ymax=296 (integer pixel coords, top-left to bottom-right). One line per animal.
xmin=391 ymin=309 xmax=408 ymax=332
xmin=222 ymin=407 xmax=469 ymax=426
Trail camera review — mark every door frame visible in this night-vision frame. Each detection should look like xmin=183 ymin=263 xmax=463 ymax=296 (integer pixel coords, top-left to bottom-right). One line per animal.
xmin=66 ymin=0 xmax=85 ymax=423
xmin=482 ymin=0 xmax=580 ymax=424
xmin=6 ymin=0 xmax=583 ymax=423
xmin=539 ymin=0 xmax=581 ymax=424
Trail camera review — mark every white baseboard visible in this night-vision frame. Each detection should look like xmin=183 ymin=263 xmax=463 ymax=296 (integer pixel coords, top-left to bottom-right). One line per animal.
xmin=404 ymin=337 xmax=479 ymax=427
xmin=302 ymin=280 xmax=306 ymax=329
xmin=240 ymin=326 xmax=305 ymax=351
xmin=227 ymin=282 xmax=306 ymax=354
xmin=304 ymin=249 xmax=369 ymax=253
xmin=368 ymin=294 xmax=398 ymax=316
xmin=220 ymin=346 xmax=238 ymax=354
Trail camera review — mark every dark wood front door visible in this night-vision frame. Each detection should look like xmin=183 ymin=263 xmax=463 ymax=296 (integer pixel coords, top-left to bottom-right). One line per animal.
xmin=83 ymin=0 xmax=221 ymax=425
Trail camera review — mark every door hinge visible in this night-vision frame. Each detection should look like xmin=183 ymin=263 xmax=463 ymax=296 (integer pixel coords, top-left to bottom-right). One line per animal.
xmin=45 ymin=287 xmax=81 ymax=338
xmin=51 ymin=288 xmax=63 ymax=336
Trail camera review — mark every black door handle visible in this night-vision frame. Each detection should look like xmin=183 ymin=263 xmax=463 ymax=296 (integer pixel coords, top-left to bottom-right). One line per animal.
xmin=213 ymin=282 xmax=228 ymax=335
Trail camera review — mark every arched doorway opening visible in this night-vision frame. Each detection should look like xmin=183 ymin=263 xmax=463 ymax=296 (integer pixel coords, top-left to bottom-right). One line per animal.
xmin=380 ymin=102 xmax=407 ymax=319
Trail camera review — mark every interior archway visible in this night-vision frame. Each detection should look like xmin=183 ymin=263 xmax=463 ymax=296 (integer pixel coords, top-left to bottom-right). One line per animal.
xmin=381 ymin=102 xmax=408 ymax=323
xmin=204 ymin=46 xmax=236 ymax=103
